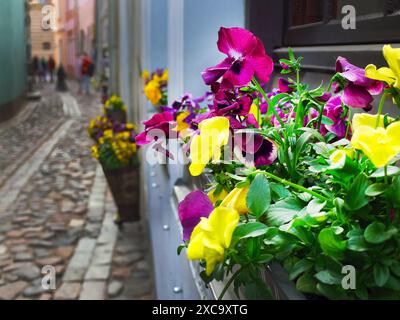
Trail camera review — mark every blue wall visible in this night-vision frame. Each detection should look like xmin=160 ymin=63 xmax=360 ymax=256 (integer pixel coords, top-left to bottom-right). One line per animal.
xmin=0 ymin=0 xmax=27 ymax=106
xmin=149 ymin=0 xmax=168 ymax=71
xmin=183 ymin=0 xmax=245 ymax=97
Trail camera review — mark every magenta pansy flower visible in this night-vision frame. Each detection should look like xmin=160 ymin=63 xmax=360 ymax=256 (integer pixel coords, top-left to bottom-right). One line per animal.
xmin=136 ymin=111 xmax=175 ymax=146
xmin=202 ymin=27 xmax=274 ymax=86
xmin=336 ymin=57 xmax=383 ymax=110
xmin=178 ymin=190 xmax=214 ymax=241
xmin=323 ymin=95 xmax=349 ymax=138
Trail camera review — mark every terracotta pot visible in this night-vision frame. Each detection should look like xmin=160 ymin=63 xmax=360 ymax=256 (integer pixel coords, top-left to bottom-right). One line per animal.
xmin=102 ymin=164 xmax=140 ymax=222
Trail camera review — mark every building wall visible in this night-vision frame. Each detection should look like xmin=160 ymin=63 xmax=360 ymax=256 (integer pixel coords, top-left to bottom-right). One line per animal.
xmin=29 ymin=0 xmax=56 ymax=61
xmin=55 ymin=0 xmax=95 ymax=77
xmin=0 ymin=0 xmax=28 ymax=118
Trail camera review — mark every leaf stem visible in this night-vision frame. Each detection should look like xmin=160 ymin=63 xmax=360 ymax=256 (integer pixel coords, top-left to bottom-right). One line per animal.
xmin=376 ymin=92 xmax=388 ymax=129
xmin=256 ymin=170 xmax=330 ymax=202
xmin=252 ymin=78 xmax=285 ymax=127
xmin=218 ymin=268 xmax=242 ymax=300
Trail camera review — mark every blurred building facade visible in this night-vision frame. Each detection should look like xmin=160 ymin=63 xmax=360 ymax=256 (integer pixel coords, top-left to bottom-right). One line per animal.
xmin=29 ymin=0 xmax=56 ymax=63
xmin=0 ymin=0 xmax=29 ymax=122
xmin=54 ymin=0 xmax=95 ymax=77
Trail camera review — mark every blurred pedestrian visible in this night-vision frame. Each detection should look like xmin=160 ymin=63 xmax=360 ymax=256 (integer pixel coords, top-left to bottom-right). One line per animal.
xmin=79 ymin=52 xmax=92 ymax=95
xmin=48 ymin=56 xmax=56 ymax=83
xmin=39 ymin=57 xmax=48 ymax=83
xmin=56 ymin=64 xmax=68 ymax=92
xmin=32 ymin=56 xmax=39 ymax=84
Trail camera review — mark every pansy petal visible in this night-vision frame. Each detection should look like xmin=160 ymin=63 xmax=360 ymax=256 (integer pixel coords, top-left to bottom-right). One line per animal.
xmin=208 ymin=207 xmax=240 ymax=248
xmin=201 ymin=57 xmax=233 ymax=85
xmin=365 ymin=64 xmax=396 ymax=86
xmin=224 ymin=58 xmax=255 ymax=86
xmin=178 ymin=190 xmax=214 ymax=241
xmin=251 ymin=51 xmax=274 ymax=84
xmin=217 ymin=27 xmax=258 ymax=58
xmin=383 ymin=45 xmax=400 ymax=89
xmin=342 ymin=84 xmax=373 ymax=109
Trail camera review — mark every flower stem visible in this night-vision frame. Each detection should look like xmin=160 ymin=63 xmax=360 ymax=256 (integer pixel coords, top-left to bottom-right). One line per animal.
xmin=345 ymin=108 xmax=352 ymax=139
xmin=376 ymin=92 xmax=388 ymax=129
xmin=256 ymin=170 xmax=330 ymax=202
xmin=252 ymin=78 xmax=285 ymax=127
xmin=218 ymin=268 xmax=242 ymax=300
xmin=384 ymin=166 xmax=388 ymax=184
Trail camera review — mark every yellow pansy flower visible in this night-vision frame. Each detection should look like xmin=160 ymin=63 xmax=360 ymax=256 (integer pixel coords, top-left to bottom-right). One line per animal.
xmin=103 ymin=129 xmax=113 ymax=140
xmin=141 ymin=69 xmax=150 ymax=80
xmin=365 ymin=45 xmax=400 ymax=90
xmin=187 ymin=206 xmax=239 ymax=276
xmin=220 ymin=186 xmax=249 ymax=215
xmin=207 ymin=187 xmax=228 ymax=205
xmin=161 ymin=69 xmax=169 ymax=82
xmin=189 ymin=117 xmax=230 ymax=176
xmin=175 ymin=111 xmax=191 ymax=133
xmin=91 ymin=146 xmax=99 ymax=160
xmin=249 ymin=103 xmax=262 ymax=126
xmin=350 ymin=114 xmax=400 ymax=168
xmin=144 ymin=80 xmax=162 ymax=105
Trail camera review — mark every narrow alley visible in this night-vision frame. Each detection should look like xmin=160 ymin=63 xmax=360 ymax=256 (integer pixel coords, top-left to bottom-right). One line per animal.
xmin=0 ymin=83 xmax=153 ymax=300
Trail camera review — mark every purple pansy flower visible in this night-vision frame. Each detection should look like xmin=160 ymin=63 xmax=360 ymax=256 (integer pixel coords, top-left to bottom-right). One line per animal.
xmin=178 ymin=190 xmax=214 ymax=241
xmin=136 ymin=111 xmax=175 ymax=146
xmin=235 ymin=132 xmax=278 ymax=167
xmin=323 ymin=95 xmax=349 ymax=138
xmin=202 ymin=27 xmax=274 ymax=86
xmin=336 ymin=57 xmax=384 ymax=110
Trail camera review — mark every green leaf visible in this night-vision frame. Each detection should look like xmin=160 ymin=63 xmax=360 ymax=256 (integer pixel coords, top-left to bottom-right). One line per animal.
xmin=345 ymin=174 xmax=370 ymax=211
xmin=364 ymin=222 xmax=397 ymax=244
xmin=234 ymin=222 xmax=269 ymax=239
xmin=270 ymin=183 xmax=291 ymax=201
xmin=384 ymin=276 xmax=400 ymax=291
xmin=318 ymin=228 xmax=347 ymax=260
xmin=256 ymin=254 xmax=274 ymax=264
xmin=347 ymin=236 xmax=369 ymax=252
xmin=387 ymin=176 xmax=400 ymax=206
xmin=316 ymin=283 xmax=350 ymax=300
xmin=321 ymin=116 xmax=334 ymax=126
xmin=296 ymin=273 xmax=317 ymax=294
xmin=315 ymin=270 xmax=343 ymax=285
xmin=370 ymin=166 xmax=399 ymax=178
xmin=365 ymin=183 xmax=388 ymax=196
xmin=306 ymin=199 xmax=327 ymax=215
xmin=289 ymin=259 xmax=313 ymax=281
xmin=391 ymin=261 xmax=400 ymax=277
xmin=294 ymin=132 xmax=313 ymax=166
xmin=267 ymin=197 xmax=305 ymax=226
xmin=374 ymin=264 xmax=390 ymax=287
xmin=246 ymin=174 xmax=271 ymax=218
xmin=177 ymin=244 xmax=186 ymax=255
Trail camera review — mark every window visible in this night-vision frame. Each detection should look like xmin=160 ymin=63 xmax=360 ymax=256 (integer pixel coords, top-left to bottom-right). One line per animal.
xmin=284 ymin=0 xmax=400 ymax=46
xmin=43 ymin=42 xmax=51 ymax=50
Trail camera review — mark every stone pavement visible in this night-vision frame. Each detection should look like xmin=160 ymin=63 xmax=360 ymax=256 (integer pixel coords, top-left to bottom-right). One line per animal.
xmin=0 ymin=83 xmax=154 ymax=300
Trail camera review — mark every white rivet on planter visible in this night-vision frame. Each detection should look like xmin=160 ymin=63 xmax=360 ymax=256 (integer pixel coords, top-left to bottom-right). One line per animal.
xmin=150 ymin=172 xmax=156 ymax=177
xmin=163 ymin=225 xmax=170 ymax=231
xmin=173 ymin=286 xmax=183 ymax=294
xmin=152 ymin=183 xmax=158 ymax=188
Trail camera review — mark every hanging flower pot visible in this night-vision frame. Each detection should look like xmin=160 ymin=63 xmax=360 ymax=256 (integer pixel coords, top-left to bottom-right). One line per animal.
xmin=88 ymin=95 xmax=141 ymax=223
xmin=102 ymin=164 xmax=140 ymax=222
xmin=104 ymin=94 xmax=128 ymax=123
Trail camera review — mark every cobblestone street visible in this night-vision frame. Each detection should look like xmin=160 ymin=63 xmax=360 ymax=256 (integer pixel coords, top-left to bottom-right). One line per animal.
xmin=0 ymin=84 xmax=154 ymax=300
